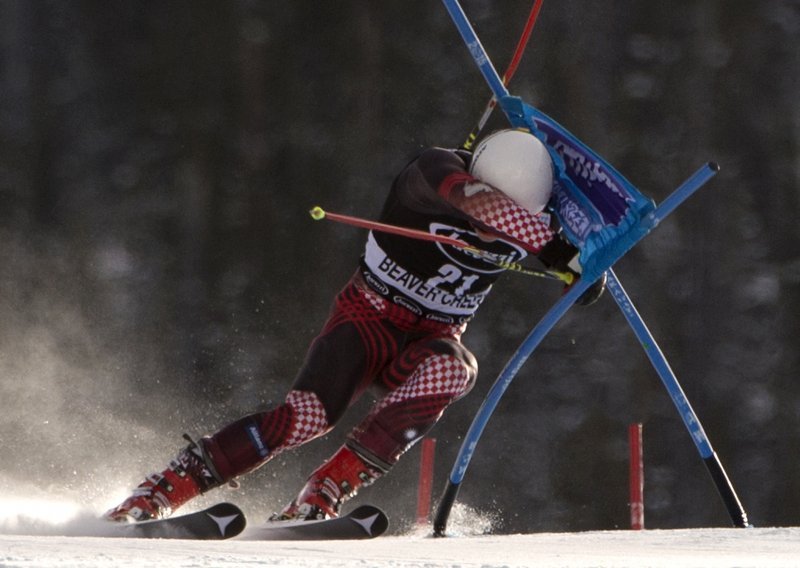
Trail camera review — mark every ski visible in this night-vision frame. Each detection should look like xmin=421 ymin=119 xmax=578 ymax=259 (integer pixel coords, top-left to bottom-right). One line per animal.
xmin=109 ymin=502 xmax=246 ymax=540
xmin=240 ymin=505 xmax=388 ymax=541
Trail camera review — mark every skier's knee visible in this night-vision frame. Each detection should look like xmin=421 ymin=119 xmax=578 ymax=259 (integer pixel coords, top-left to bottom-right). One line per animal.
xmin=423 ymin=338 xmax=478 ymax=397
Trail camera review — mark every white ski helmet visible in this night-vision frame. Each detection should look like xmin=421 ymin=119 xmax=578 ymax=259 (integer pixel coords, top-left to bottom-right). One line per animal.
xmin=469 ymin=129 xmax=553 ymax=214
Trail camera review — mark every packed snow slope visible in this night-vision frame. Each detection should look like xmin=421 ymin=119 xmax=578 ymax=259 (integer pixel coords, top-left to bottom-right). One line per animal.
xmin=3 ymin=527 xmax=800 ymax=568
xmin=2 ymin=512 xmax=799 ymax=568
xmin=1 ymin=496 xmax=798 ymax=567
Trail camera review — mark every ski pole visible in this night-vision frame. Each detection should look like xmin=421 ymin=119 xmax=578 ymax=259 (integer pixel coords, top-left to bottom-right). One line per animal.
xmin=462 ymin=0 xmax=544 ymax=150
xmin=309 ymin=206 xmax=572 ymax=283
xmin=310 ymin=206 xmax=469 ymax=249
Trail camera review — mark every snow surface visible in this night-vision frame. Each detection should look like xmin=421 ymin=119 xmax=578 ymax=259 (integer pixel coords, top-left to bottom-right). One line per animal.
xmin=3 ymin=526 xmax=800 ymax=568
xmin=1 ymin=498 xmax=799 ymax=568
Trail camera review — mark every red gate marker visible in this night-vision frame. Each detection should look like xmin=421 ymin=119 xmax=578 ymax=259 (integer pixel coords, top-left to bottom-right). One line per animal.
xmin=416 ymin=438 xmax=437 ymax=526
xmin=629 ymin=423 xmax=644 ymax=530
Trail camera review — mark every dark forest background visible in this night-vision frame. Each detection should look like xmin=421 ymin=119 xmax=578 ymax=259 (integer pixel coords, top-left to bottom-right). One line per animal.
xmin=0 ymin=0 xmax=798 ymax=534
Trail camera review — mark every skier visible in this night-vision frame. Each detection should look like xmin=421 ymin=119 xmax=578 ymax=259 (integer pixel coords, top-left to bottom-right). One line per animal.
xmin=105 ymin=128 xmax=605 ymax=523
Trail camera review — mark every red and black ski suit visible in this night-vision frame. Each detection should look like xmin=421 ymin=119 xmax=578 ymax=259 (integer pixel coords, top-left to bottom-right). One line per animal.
xmin=200 ymin=147 xmax=556 ymax=488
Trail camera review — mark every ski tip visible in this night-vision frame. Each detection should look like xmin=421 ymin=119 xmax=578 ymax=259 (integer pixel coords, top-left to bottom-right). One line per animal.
xmin=204 ymin=502 xmax=247 ymax=539
xmin=348 ymin=505 xmax=389 ymax=538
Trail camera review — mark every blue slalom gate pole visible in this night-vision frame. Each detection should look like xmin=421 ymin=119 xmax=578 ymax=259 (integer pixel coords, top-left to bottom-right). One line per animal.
xmin=605 ymin=269 xmax=749 ymax=528
xmin=441 ymin=0 xmax=510 ymax=101
xmin=434 ymin=0 xmax=748 ymax=536
xmin=432 ymin=279 xmax=593 ymax=536
xmin=433 ymin=163 xmax=737 ymax=535
xmin=643 ymin=162 xmax=720 ymax=230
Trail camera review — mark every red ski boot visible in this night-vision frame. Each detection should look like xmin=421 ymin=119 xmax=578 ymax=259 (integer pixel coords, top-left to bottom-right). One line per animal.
xmin=272 ymin=445 xmax=383 ymax=521
xmin=105 ymin=439 xmax=222 ymax=522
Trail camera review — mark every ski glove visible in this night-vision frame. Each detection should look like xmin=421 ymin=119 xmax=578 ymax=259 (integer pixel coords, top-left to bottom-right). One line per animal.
xmin=537 ymin=234 xmax=581 ymax=274
xmin=537 ymin=235 xmax=606 ymax=306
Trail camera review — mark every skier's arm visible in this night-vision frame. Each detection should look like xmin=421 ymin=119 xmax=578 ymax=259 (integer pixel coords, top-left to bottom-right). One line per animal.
xmin=441 ymin=177 xmax=555 ymax=253
xmin=412 ymin=148 xmax=555 ymax=253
